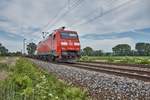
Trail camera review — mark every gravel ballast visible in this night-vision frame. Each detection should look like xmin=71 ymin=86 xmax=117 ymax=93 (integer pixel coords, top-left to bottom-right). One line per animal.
xmin=30 ymin=59 xmax=150 ymax=100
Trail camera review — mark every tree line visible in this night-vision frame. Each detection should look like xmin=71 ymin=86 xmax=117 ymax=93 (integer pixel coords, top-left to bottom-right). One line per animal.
xmin=0 ymin=43 xmax=23 ymax=56
xmin=1 ymin=42 xmax=150 ymax=56
xmin=0 ymin=42 xmax=37 ymax=56
xmin=82 ymin=42 xmax=150 ymax=56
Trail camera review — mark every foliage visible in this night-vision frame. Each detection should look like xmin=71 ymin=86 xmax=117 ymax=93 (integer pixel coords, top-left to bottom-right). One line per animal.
xmin=0 ymin=58 xmax=88 ymax=100
xmin=0 ymin=43 xmax=8 ymax=56
xmin=81 ymin=47 xmax=104 ymax=56
xmin=79 ymin=56 xmax=93 ymax=62
xmin=135 ymin=43 xmax=150 ymax=56
xmin=92 ymin=50 xmax=103 ymax=56
xmin=82 ymin=46 xmax=93 ymax=56
xmin=81 ymin=42 xmax=150 ymax=56
xmin=112 ymin=44 xmax=131 ymax=56
xmin=8 ymin=51 xmax=22 ymax=56
xmin=80 ymin=56 xmax=150 ymax=65
xmin=0 ymin=63 xmax=9 ymax=71
xmin=26 ymin=42 xmax=37 ymax=55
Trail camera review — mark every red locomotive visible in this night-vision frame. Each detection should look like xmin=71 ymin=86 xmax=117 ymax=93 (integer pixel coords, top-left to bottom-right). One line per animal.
xmin=36 ymin=27 xmax=80 ymax=62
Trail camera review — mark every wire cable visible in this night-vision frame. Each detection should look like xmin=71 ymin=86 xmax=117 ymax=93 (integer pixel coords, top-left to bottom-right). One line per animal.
xmin=69 ymin=0 xmax=135 ymax=28
xmin=30 ymin=0 xmax=83 ymax=36
xmin=47 ymin=0 xmax=85 ymax=31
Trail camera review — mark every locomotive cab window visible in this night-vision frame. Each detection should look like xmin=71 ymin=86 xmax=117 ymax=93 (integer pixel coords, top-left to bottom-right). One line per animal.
xmin=61 ymin=32 xmax=78 ymax=38
xmin=53 ymin=34 xmax=56 ymax=39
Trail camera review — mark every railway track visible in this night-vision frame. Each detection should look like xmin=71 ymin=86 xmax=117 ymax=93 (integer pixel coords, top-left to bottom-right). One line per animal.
xmin=62 ymin=62 xmax=150 ymax=82
xmin=28 ymin=57 xmax=150 ymax=82
xmin=79 ymin=61 xmax=150 ymax=68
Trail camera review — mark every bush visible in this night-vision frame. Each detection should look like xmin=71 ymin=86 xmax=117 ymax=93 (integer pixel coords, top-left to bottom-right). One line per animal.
xmin=138 ymin=58 xmax=150 ymax=64
xmin=0 ymin=58 xmax=88 ymax=100
xmin=80 ymin=56 xmax=93 ymax=62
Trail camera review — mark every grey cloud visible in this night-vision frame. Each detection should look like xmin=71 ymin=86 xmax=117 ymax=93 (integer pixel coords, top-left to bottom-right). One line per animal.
xmin=0 ymin=16 xmax=9 ymax=22
xmin=0 ymin=0 xmax=150 ymax=51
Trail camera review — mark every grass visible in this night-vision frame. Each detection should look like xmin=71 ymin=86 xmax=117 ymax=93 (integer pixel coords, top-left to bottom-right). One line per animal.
xmin=0 ymin=63 xmax=9 ymax=81
xmin=0 ymin=58 xmax=88 ymax=100
xmin=79 ymin=56 xmax=150 ymax=65
xmin=0 ymin=57 xmax=10 ymax=81
xmin=0 ymin=63 xmax=9 ymax=70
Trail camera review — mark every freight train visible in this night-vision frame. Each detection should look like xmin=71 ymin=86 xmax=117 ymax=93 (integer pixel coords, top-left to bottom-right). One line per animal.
xmin=36 ymin=27 xmax=81 ymax=62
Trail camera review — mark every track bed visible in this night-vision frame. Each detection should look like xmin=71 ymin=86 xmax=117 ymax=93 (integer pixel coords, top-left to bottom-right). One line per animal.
xmin=30 ymin=58 xmax=150 ymax=100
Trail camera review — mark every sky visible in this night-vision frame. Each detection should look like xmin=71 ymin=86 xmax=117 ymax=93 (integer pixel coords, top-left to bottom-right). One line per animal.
xmin=0 ymin=0 xmax=150 ymax=52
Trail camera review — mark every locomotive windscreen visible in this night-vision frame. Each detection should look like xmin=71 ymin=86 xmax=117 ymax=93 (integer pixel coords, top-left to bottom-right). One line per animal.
xmin=61 ymin=32 xmax=78 ymax=38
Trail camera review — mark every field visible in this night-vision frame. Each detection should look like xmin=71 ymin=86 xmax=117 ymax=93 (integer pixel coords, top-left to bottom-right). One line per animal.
xmin=0 ymin=57 xmax=88 ymax=100
xmin=79 ymin=56 xmax=150 ymax=65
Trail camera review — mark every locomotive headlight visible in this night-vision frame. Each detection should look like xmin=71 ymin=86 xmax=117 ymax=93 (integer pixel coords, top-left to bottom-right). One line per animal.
xmin=61 ymin=42 xmax=68 ymax=45
xmin=74 ymin=42 xmax=80 ymax=46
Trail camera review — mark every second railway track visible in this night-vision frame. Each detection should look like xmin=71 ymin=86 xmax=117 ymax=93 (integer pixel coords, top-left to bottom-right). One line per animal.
xmin=61 ymin=62 xmax=150 ymax=82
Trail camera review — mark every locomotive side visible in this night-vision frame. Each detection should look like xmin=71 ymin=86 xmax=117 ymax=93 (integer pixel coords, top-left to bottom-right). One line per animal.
xmin=36 ymin=27 xmax=80 ymax=62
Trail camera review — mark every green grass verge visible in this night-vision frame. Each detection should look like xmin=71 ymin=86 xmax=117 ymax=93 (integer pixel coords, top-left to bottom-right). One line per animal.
xmin=0 ymin=58 xmax=88 ymax=100
xmin=0 ymin=63 xmax=9 ymax=71
xmin=80 ymin=56 xmax=150 ymax=65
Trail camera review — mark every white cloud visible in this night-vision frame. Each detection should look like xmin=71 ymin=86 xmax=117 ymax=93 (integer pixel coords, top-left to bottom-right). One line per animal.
xmin=0 ymin=37 xmax=22 ymax=52
xmin=0 ymin=0 xmax=150 ymax=52
xmin=72 ymin=0 xmax=150 ymax=35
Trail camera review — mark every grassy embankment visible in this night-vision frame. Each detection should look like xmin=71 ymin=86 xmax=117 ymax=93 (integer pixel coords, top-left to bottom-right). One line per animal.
xmin=80 ymin=56 xmax=150 ymax=65
xmin=0 ymin=58 xmax=88 ymax=100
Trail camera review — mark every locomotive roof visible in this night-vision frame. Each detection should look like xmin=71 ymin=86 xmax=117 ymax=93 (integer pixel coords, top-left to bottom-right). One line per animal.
xmin=54 ymin=29 xmax=77 ymax=33
xmin=38 ymin=28 xmax=78 ymax=44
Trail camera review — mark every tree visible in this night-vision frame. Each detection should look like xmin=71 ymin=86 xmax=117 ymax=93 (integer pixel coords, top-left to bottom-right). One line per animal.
xmin=26 ymin=42 xmax=37 ymax=55
xmin=130 ymin=50 xmax=137 ymax=56
xmin=8 ymin=51 xmax=22 ymax=56
xmin=93 ymin=50 xmax=103 ymax=56
xmin=83 ymin=46 xmax=93 ymax=56
xmin=0 ymin=43 xmax=8 ymax=56
xmin=112 ymin=44 xmax=131 ymax=56
xmin=15 ymin=51 xmax=22 ymax=56
xmin=135 ymin=43 xmax=150 ymax=56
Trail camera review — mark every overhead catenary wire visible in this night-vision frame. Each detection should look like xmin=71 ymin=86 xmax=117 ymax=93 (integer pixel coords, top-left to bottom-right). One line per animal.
xmin=42 ymin=0 xmax=80 ymax=30
xmin=68 ymin=6 xmax=103 ymax=28
xmin=69 ymin=0 xmax=135 ymax=28
xmin=31 ymin=0 xmax=84 ymax=36
xmin=47 ymin=0 xmax=85 ymax=31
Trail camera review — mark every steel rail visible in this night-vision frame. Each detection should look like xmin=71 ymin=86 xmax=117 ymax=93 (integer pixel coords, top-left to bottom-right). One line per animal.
xmin=28 ymin=58 xmax=150 ymax=82
xmin=75 ymin=62 xmax=150 ymax=76
xmin=63 ymin=63 xmax=150 ymax=82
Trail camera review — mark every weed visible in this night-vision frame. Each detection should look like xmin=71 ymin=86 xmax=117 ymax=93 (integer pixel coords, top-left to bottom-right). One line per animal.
xmin=0 ymin=58 xmax=88 ymax=100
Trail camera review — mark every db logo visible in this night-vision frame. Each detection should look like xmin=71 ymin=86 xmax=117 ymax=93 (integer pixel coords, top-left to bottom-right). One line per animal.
xmin=68 ymin=40 xmax=73 ymax=45
xmin=69 ymin=42 xmax=73 ymax=45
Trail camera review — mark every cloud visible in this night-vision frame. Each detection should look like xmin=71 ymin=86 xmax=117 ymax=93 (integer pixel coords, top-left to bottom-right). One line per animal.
xmin=0 ymin=0 xmax=150 ymax=52
xmin=81 ymin=27 xmax=150 ymax=42
xmin=0 ymin=35 xmax=22 ymax=52
xmin=0 ymin=16 xmax=9 ymax=22
xmin=80 ymin=37 xmax=135 ymax=52
xmin=136 ymin=27 xmax=150 ymax=33
xmin=72 ymin=0 xmax=150 ymax=34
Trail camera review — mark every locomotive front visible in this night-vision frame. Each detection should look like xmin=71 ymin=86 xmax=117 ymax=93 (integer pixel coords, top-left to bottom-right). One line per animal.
xmin=59 ymin=30 xmax=80 ymax=62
